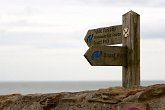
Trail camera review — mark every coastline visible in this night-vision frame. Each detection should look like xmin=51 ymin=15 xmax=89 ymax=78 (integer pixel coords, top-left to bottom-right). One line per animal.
xmin=0 ymin=84 xmax=165 ymax=110
xmin=0 ymin=80 xmax=165 ymax=95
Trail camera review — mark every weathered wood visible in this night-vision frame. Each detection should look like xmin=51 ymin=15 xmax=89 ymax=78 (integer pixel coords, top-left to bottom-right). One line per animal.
xmin=122 ymin=11 xmax=140 ymax=88
xmin=84 ymin=46 xmax=127 ymax=66
xmin=84 ymin=25 xmax=122 ymax=47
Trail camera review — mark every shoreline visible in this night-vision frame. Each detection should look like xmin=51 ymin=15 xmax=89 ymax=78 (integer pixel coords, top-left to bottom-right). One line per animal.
xmin=0 ymin=84 xmax=165 ymax=110
xmin=0 ymin=80 xmax=165 ymax=95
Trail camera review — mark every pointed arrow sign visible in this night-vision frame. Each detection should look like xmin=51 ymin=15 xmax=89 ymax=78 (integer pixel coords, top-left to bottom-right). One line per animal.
xmin=84 ymin=46 xmax=127 ymax=66
xmin=84 ymin=25 xmax=122 ymax=47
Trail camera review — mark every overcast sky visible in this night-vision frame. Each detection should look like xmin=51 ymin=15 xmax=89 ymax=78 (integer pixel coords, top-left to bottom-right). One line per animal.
xmin=0 ymin=0 xmax=165 ymax=81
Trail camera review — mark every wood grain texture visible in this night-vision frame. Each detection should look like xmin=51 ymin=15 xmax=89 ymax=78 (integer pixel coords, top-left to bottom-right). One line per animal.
xmin=122 ymin=11 xmax=140 ymax=88
xmin=84 ymin=25 xmax=122 ymax=47
xmin=84 ymin=46 xmax=127 ymax=66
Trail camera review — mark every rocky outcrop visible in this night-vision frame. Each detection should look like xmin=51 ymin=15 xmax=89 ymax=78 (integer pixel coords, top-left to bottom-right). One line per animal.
xmin=0 ymin=84 xmax=165 ymax=110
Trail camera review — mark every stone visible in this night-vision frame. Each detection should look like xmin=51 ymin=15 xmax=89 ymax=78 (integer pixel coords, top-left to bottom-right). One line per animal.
xmin=0 ymin=84 xmax=165 ymax=110
xmin=139 ymin=84 xmax=165 ymax=101
xmin=120 ymin=102 xmax=148 ymax=110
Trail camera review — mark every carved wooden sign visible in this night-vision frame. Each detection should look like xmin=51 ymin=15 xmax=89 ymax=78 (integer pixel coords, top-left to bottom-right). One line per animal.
xmin=84 ymin=25 xmax=122 ymax=47
xmin=84 ymin=10 xmax=140 ymax=88
xmin=84 ymin=46 xmax=127 ymax=66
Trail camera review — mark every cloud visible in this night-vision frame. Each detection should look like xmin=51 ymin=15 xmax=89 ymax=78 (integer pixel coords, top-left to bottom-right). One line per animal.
xmin=0 ymin=0 xmax=165 ymax=50
xmin=1 ymin=0 xmax=165 ymax=7
xmin=56 ymin=0 xmax=165 ymax=7
xmin=85 ymin=0 xmax=165 ymax=7
xmin=0 ymin=7 xmax=165 ymax=52
xmin=0 ymin=32 xmax=83 ymax=49
xmin=0 ymin=0 xmax=165 ymax=81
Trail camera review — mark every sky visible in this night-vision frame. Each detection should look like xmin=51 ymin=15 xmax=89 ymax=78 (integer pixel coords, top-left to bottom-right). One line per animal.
xmin=0 ymin=0 xmax=165 ymax=81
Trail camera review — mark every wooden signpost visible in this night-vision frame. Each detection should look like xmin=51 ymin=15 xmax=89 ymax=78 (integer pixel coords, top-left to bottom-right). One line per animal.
xmin=84 ymin=10 xmax=140 ymax=88
xmin=84 ymin=46 xmax=127 ymax=66
xmin=84 ymin=25 xmax=122 ymax=47
xmin=122 ymin=11 xmax=140 ymax=88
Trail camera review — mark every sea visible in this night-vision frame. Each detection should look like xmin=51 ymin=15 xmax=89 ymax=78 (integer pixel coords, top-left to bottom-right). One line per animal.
xmin=0 ymin=81 xmax=165 ymax=95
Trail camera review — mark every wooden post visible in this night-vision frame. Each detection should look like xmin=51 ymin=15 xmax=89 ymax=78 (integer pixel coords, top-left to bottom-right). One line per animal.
xmin=122 ymin=11 xmax=140 ymax=88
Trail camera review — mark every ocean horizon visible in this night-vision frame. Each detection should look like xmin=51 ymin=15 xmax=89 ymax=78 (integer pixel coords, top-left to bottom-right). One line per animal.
xmin=0 ymin=80 xmax=165 ymax=95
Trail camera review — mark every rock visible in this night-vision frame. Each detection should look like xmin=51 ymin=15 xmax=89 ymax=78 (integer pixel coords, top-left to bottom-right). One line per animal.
xmin=123 ymin=92 xmax=142 ymax=102
xmin=0 ymin=94 xmax=21 ymax=109
xmin=119 ymin=102 xmax=148 ymax=110
xmin=138 ymin=84 xmax=165 ymax=101
xmin=0 ymin=84 xmax=165 ymax=110
xmin=39 ymin=93 xmax=62 ymax=110
xmin=125 ymin=87 xmax=144 ymax=97
xmin=62 ymin=93 xmax=87 ymax=103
